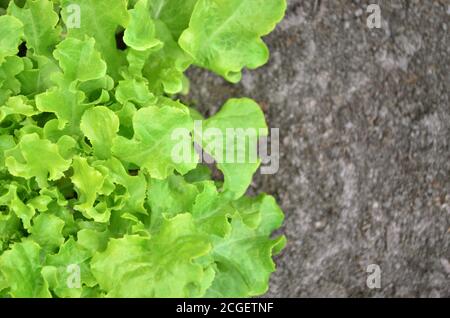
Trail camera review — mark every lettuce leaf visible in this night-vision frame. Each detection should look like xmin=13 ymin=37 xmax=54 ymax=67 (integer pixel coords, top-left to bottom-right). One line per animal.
xmin=179 ymin=0 xmax=287 ymax=82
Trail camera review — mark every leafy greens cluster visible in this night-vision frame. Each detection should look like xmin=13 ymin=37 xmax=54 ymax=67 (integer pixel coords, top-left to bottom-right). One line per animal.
xmin=0 ymin=0 xmax=287 ymax=297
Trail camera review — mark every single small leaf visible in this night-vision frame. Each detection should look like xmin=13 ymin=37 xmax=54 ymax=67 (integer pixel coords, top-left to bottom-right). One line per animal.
xmin=124 ymin=0 xmax=162 ymax=51
xmin=0 ymin=183 xmax=35 ymax=230
xmin=60 ymin=0 xmax=129 ymax=80
xmin=192 ymin=181 xmax=233 ymax=237
xmin=206 ymin=215 xmax=284 ymax=297
xmin=80 ymin=106 xmax=119 ymax=159
xmin=53 ymin=37 xmax=107 ymax=82
xmin=36 ymin=87 xmax=88 ymax=135
xmin=77 ymin=228 xmax=109 ymax=253
xmin=71 ymin=156 xmax=109 ymax=223
xmin=30 ymin=213 xmax=65 ymax=251
xmin=202 ymin=98 xmax=268 ymax=199
xmin=8 ymin=0 xmax=60 ymax=57
xmin=0 ymin=240 xmax=52 ymax=297
xmin=0 ymin=135 xmax=16 ymax=169
xmin=0 ymin=56 xmax=25 ymax=105
xmin=0 ymin=205 xmax=21 ymax=244
xmin=115 ymin=78 xmax=155 ymax=106
xmin=0 ymin=15 xmax=24 ymax=64
xmin=0 ymin=95 xmax=38 ymax=122
xmin=179 ymin=0 xmax=287 ymax=82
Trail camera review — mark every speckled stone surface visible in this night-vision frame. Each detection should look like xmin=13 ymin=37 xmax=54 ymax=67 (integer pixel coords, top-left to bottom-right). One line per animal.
xmin=185 ymin=0 xmax=450 ymax=297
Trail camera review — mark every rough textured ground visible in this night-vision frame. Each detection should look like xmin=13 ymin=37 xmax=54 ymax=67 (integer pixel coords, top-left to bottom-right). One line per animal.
xmin=185 ymin=0 xmax=450 ymax=297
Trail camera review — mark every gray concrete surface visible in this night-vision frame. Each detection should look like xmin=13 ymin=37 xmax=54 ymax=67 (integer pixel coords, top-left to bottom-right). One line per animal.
xmin=185 ymin=0 xmax=450 ymax=297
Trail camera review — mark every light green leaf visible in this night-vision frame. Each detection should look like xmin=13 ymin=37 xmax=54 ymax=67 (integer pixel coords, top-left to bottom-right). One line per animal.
xmin=112 ymin=105 xmax=198 ymax=179
xmin=192 ymin=181 xmax=233 ymax=237
xmin=0 ymin=135 xmax=16 ymax=169
xmin=8 ymin=0 xmax=60 ymax=57
xmin=17 ymin=55 xmax=61 ymax=95
xmin=80 ymin=107 xmax=119 ymax=159
xmin=56 ymin=135 xmax=79 ymax=160
xmin=27 ymin=194 xmax=53 ymax=212
xmin=53 ymin=37 xmax=107 ymax=82
xmin=184 ymin=164 xmax=212 ymax=183
xmin=202 ymin=98 xmax=268 ymax=199
xmin=30 ymin=213 xmax=65 ymax=251
xmin=233 ymin=194 xmax=285 ymax=236
xmin=0 ymin=184 xmax=35 ymax=230
xmin=77 ymin=228 xmax=109 ymax=253
xmin=179 ymin=0 xmax=287 ymax=82
xmin=147 ymin=175 xmax=198 ymax=230
xmin=125 ymin=48 xmax=153 ymax=78
xmin=60 ymin=0 xmax=129 ymax=79
xmin=207 ymin=214 xmax=285 ymax=297
xmin=0 ymin=271 xmax=8 ymax=293
xmin=36 ymin=86 xmax=88 ymax=135
xmin=0 ymin=95 xmax=38 ymax=122
xmin=91 ymin=214 xmax=214 ymax=297
xmin=0 ymin=15 xmax=24 ymax=64
xmin=43 ymin=238 xmax=95 ymax=297
xmin=71 ymin=156 xmax=109 ymax=223
xmin=0 ymin=240 xmax=52 ymax=297
xmin=148 ymin=0 xmax=198 ymax=39
xmin=0 ymin=207 xmax=21 ymax=244
xmin=142 ymin=20 xmax=192 ymax=94
xmin=115 ymin=101 xmax=137 ymax=138
xmin=115 ymin=78 xmax=155 ymax=106
xmin=124 ymin=0 xmax=162 ymax=51
xmin=5 ymin=133 xmax=72 ymax=188
xmin=0 ymin=56 xmax=25 ymax=105
xmin=95 ymin=158 xmax=147 ymax=215
xmin=0 ymin=184 xmax=36 ymax=230
xmin=205 ymin=194 xmax=285 ymax=297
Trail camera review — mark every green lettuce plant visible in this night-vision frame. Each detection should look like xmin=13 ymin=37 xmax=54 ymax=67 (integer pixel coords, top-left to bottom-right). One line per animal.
xmin=0 ymin=0 xmax=286 ymax=298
